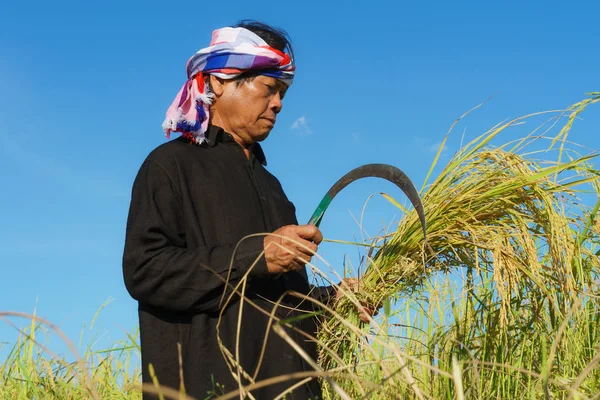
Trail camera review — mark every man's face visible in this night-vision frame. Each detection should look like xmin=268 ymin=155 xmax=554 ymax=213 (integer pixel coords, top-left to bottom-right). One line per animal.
xmin=212 ymin=75 xmax=288 ymax=145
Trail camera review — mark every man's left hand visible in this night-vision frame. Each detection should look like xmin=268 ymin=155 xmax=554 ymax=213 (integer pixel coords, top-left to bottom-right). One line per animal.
xmin=334 ymin=278 xmax=377 ymax=323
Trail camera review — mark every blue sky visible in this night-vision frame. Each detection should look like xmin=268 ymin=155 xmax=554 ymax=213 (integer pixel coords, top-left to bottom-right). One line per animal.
xmin=1 ymin=0 xmax=599 ymax=359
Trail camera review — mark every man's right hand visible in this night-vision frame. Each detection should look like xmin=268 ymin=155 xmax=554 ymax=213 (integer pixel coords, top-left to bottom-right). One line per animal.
xmin=263 ymin=225 xmax=323 ymax=275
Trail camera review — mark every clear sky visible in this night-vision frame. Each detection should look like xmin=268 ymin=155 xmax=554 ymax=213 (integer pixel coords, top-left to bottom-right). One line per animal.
xmin=1 ymin=0 xmax=599 ymax=359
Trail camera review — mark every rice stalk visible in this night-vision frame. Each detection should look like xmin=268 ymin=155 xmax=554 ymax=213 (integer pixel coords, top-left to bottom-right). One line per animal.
xmin=318 ymin=92 xmax=600 ymax=399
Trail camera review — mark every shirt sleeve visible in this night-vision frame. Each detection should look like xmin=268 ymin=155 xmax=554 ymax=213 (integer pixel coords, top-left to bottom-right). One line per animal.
xmin=122 ymin=159 xmax=270 ymax=314
xmin=308 ymin=285 xmax=336 ymax=308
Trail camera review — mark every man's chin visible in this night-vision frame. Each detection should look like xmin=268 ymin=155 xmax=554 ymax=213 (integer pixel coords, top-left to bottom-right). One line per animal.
xmin=254 ymin=129 xmax=271 ymax=142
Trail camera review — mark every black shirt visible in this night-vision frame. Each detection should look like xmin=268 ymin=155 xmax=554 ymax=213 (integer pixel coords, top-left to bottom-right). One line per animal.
xmin=123 ymin=125 xmax=331 ymax=399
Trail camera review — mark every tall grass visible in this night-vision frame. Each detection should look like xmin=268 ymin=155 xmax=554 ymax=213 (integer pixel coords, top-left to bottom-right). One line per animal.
xmin=0 ymin=311 xmax=141 ymax=399
xmin=1 ymin=94 xmax=599 ymax=399
xmin=317 ymin=92 xmax=600 ymax=399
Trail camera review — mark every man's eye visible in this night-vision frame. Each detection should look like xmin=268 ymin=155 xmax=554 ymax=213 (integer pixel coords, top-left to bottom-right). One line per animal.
xmin=265 ymin=84 xmax=285 ymax=99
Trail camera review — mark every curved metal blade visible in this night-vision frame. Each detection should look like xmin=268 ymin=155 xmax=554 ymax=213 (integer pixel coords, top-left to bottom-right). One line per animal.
xmin=308 ymin=164 xmax=426 ymax=240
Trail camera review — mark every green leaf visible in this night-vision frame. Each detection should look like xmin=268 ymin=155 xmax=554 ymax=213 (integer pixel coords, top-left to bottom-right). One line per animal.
xmin=380 ymin=192 xmax=409 ymax=214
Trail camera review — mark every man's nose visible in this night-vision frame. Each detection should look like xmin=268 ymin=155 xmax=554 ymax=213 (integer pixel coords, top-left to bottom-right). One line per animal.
xmin=271 ymin=93 xmax=283 ymax=114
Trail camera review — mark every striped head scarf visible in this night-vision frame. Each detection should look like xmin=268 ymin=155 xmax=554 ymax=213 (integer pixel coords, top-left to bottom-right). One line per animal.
xmin=162 ymin=27 xmax=296 ymax=144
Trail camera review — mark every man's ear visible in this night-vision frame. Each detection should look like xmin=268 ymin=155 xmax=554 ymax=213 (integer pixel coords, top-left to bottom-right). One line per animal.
xmin=209 ymin=75 xmax=226 ymax=97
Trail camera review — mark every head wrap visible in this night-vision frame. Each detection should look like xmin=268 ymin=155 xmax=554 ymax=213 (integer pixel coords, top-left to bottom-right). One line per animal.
xmin=162 ymin=27 xmax=295 ymax=144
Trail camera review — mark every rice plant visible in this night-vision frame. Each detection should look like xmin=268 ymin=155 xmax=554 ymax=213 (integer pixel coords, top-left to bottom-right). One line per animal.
xmin=0 ymin=310 xmax=142 ymax=399
xmin=317 ymin=93 xmax=600 ymax=399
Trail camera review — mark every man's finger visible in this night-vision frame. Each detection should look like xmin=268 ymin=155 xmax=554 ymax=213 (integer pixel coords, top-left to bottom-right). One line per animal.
xmin=340 ymin=278 xmax=359 ymax=293
xmin=294 ymin=225 xmax=323 ymax=245
xmin=280 ymin=234 xmax=317 ymax=252
xmin=292 ymin=256 xmax=310 ymax=269
xmin=345 ymin=278 xmax=359 ymax=289
xmin=358 ymin=304 xmax=375 ymax=323
xmin=296 ymin=239 xmax=318 ymax=255
xmin=297 ymin=250 xmax=316 ymax=263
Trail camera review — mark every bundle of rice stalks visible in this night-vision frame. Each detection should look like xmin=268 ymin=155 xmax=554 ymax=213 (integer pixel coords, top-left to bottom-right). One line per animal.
xmin=318 ymin=93 xmax=600 ymax=399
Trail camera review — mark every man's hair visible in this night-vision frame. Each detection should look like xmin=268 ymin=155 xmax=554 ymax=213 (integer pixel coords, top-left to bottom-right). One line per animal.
xmin=234 ymin=20 xmax=294 ymax=60
xmin=206 ymin=20 xmax=294 ymax=89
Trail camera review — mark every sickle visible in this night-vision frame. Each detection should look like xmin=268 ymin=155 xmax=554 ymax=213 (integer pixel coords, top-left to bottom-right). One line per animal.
xmin=307 ymin=164 xmax=427 ymax=240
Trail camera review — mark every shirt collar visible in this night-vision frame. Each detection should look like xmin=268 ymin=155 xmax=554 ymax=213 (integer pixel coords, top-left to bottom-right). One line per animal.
xmin=205 ymin=125 xmax=267 ymax=166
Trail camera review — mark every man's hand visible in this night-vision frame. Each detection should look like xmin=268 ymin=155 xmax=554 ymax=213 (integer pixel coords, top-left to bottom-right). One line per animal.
xmin=335 ymin=278 xmax=377 ymax=323
xmin=263 ymin=225 xmax=323 ymax=275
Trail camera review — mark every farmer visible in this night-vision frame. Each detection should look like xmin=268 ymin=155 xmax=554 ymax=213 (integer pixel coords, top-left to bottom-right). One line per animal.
xmin=122 ymin=21 xmax=370 ymax=399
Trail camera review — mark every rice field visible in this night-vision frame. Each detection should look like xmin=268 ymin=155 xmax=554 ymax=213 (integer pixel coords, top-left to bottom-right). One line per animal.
xmin=2 ymin=93 xmax=599 ymax=399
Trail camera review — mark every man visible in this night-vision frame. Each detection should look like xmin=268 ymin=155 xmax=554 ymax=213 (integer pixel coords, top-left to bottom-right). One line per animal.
xmin=123 ymin=21 xmax=366 ymax=400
